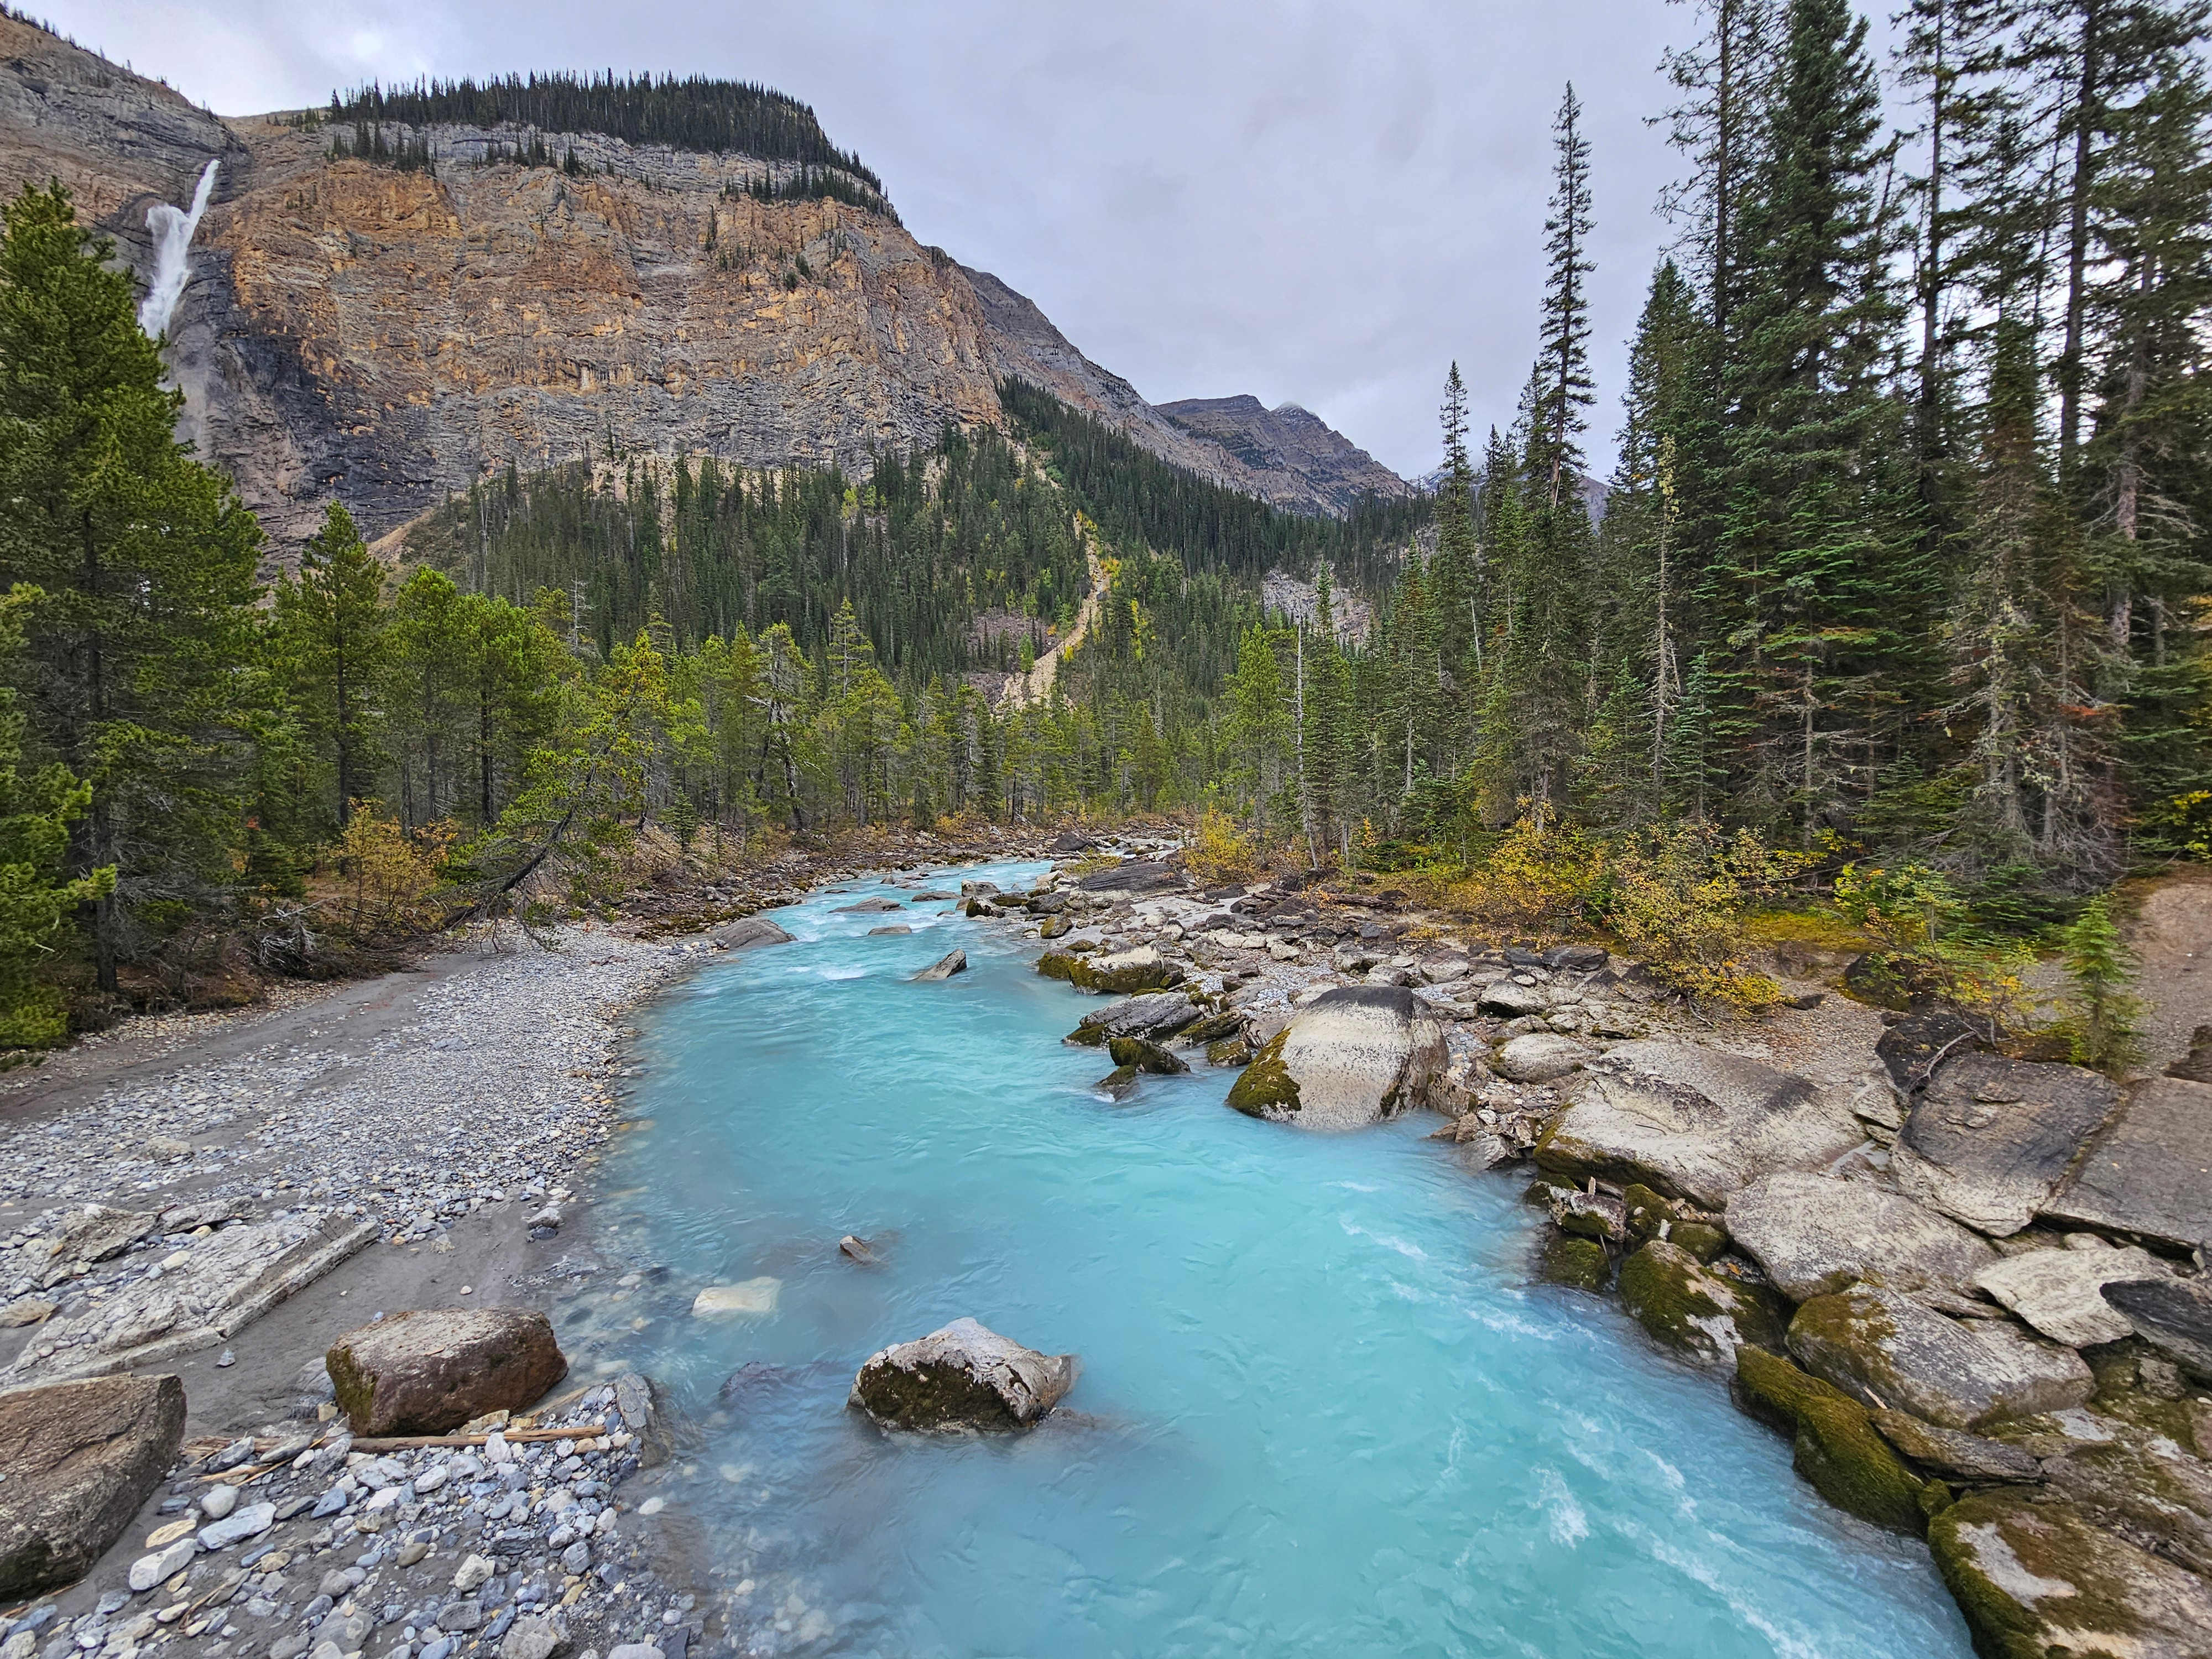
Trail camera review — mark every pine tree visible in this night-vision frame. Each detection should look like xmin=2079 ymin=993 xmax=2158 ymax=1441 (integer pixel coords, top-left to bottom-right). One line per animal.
xmin=275 ymin=502 xmax=388 ymax=831
xmin=1531 ymin=85 xmax=1597 ymax=512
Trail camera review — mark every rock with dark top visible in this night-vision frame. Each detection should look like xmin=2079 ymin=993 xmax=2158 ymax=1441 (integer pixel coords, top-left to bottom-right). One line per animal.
xmin=2042 ymin=1075 xmax=2212 ymax=1253
xmin=834 ymin=896 xmax=904 ymax=914
xmin=327 ymin=1309 xmax=568 ymax=1437
xmin=1074 ymin=860 xmax=1185 ymax=896
xmin=1725 ymin=1172 xmax=1999 ymax=1300
xmin=1874 ymin=1010 xmax=1984 ymax=1096
xmin=1545 ymin=944 xmax=1610 ymax=972
xmin=911 ymin=950 xmax=966 ymax=982
xmin=1066 ymin=992 xmax=1199 ymax=1047
xmin=1929 ymin=1491 xmax=2212 ymax=1659
xmin=1869 ymin=1408 xmax=2043 ymax=1483
xmin=0 ymin=1374 xmax=186 ymax=1599
xmin=2167 ymin=1024 xmax=2212 ymax=1083
xmin=1108 ymin=1036 xmax=1187 ymax=1075
xmin=1892 ymin=1053 xmax=2120 ymax=1236
xmin=1785 ymin=1282 xmax=2093 ymax=1430
xmin=1225 ymin=985 xmax=1448 ymax=1129
xmin=1534 ymin=1044 xmax=1862 ymax=1208
xmin=848 ymin=1318 xmax=1076 ymax=1431
xmin=708 ymin=916 xmax=793 ymax=952
xmin=2101 ymin=1275 xmax=2212 ymax=1380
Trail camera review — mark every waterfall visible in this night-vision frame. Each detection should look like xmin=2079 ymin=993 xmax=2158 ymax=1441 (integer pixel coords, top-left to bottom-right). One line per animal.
xmin=136 ymin=158 xmax=219 ymax=341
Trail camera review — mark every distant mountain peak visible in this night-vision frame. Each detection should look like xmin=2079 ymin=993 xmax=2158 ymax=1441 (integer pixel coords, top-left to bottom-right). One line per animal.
xmin=1156 ymin=395 xmax=1410 ymax=516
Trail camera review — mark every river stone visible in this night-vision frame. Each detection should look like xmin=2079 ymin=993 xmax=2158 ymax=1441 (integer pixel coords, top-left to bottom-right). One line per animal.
xmin=1929 ymin=1490 xmax=2212 ymax=1659
xmin=0 ymin=1374 xmax=185 ymax=1598
xmin=327 ymin=1308 xmax=568 ymax=1436
xmin=2042 ymin=1074 xmax=2212 ymax=1252
xmin=199 ymin=1500 xmax=274 ymax=1550
xmin=1107 ymin=1036 xmax=1187 ymax=1075
xmin=1492 ymin=1033 xmax=1588 ymax=1084
xmin=1533 ymin=1043 xmax=1862 ymax=1208
xmin=498 ymin=1616 xmax=564 ymax=1659
xmin=45 ymin=1204 xmax=159 ymax=1266
xmin=709 ymin=916 xmax=792 ymax=952
xmin=1069 ymin=945 xmax=1183 ymax=995
xmin=911 ymin=949 xmax=966 ymax=982
xmin=1068 ymin=993 xmax=1199 ymax=1046
xmin=1617 ymin=1240 xmax=1782 ymax=1365
xmin=691 ymin=1279 xmax=780 ymax=1318
xmin=1224 ymin=985 xmax=1448 ymax=1130
xmin=834 ymin=896 xmax=902 ymax=914
xmin=1892 ymin=1054 xmax=2120 ymax=1237
xmin=1786 ymin=1282 xmax=2093 ymax=1430
xmin=1869 ymin=1408 xmax=2043 ymax=1483
xmin=2101 ymin=1276 xmax=2212 ymax=1381
xmin=1476 ymin=980 xmax=1550 ymax=1019
xmin=127 ymin=1536 xmax=196 ymax=1592
xmin=848 ymin=1317 xmax=1077 ymax=1431
xmin=1725 ymin=1172 xmax=1999 ymax=1300
xmin=1972 ymin=1239 xmax=2171 ymax=1348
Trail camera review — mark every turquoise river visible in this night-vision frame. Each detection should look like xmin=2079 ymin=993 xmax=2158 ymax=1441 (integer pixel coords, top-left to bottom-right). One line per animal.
xmin=578 ymin=860 xmax=1975 ymax=1657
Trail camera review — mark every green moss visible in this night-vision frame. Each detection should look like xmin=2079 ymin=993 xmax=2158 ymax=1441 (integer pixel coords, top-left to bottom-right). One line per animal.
xmin=1039 ymin=915 xmax=1070 ymax=939
xmin=1074 ymin=959 xmax=1183 ymax=994
xmin=1623 ymin=1184 xmax=1679 ymax=1239
xmin=1065 ymin=1022 xmax=1105 ymax=1047
xmin=1928 ymin=1493 xmax=2151 ymax=1659
xmin=1037 ymin=952 xmax=1078 ymax=983
xmin=1538 ymin=1233 xmax=1611 ymax=1292
xmin=1670 ymin=1222 xmax=1729 ymax=1263
xmin=1785 ymin=1288 xmax=1905 ymax=1410
xmin=1205 ymin=1035 xmax=1254 ymax=1067
xmin=1734 ymin=1346 xmax=1926 ymax=1534
xmin=1919 ymin=1479 xmax=1953 ymax=1520
xmin=1180 ymin=1010 xmax=1244 ymax=1044
xmin=1109 ymin=1036 xmax=1186 ymax=1074
xmin=1619 ymin=1242 xmax=1781 ymax=1358
xmin=1225 ymin=1029 xmax=1300 ymax=1118
xmin=1095 ymin=1064 xmax=1141 ymax=1100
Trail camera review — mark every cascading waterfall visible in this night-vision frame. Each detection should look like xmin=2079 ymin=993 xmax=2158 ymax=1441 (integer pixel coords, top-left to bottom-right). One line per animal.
xmin=135 ymin=158 xmax=218 ymax=341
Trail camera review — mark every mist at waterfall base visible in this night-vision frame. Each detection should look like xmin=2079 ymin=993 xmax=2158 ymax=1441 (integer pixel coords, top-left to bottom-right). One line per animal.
xmin=137 ymin=158 xmax=217 ymax=340
xmin=576 ymin=863 xmax=1973 ymax=1657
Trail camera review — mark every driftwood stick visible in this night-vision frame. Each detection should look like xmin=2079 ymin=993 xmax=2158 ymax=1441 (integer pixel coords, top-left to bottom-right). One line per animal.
xmin=344 ymin=1422 xmax=607 ymax=1454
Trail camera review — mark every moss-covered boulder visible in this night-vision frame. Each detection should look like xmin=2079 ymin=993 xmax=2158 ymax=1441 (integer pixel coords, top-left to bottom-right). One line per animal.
xmin=1620 ymin=1185 xmax=1730 ymax=1261
xmin=1226 ymin=1028 xmax=1301 ymax=1118
xmin=1037 ymin=952 xmax=1080 ymax=983
xmin=1223 ymin=985 xmax=1448 ymax=1129
xmin=1206 ymin=1034 xmax=1255 ymax=1067
xmin=1178 ymin=1010 xmax=1245 ymax=1046
xmin=1551 ymin=1189 xmax=1628 ymax=1243
xmin=1619 ymin=1241 xmax=1783 ymax=1364
xmin=1095 ymin=1064 xmax=1142 ymax=1100
xmin=1928 ymin=1490 xmax=2212 ymax=1659
xmin=1672 ymin=1222 xmax=1729 ymax=1263
xmin=1733 ymin=1345 xmax=1927 ymax=1533
xmin=1039 ymin=914 xmax=1071 ymax=940
xmin=1070 ymin=945 xmax=1183 ymax=994
xmin=1538 ymin=1233 xmax=1612 ymax=1292
xmin=1109 ymin=1036 xmax=1187 ymax=1075
xmin=849 ymin=1318 xmax=1077 ymax=1432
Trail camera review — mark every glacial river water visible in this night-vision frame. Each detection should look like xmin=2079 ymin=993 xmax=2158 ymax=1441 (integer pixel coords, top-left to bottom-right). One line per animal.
xmin=581 ymin=860 xmax=1974 ymax=1657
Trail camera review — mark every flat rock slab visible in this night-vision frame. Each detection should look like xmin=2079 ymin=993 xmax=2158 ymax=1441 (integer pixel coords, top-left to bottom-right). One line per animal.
xmin=1493 ymin=1032 xmax=1588 ymax=1084
xmin=1225 ymin=985 xmax=1447 ymax=1130
xmin=2042 ymin=1428 xmax=2212 ymax=1578
xmin=833 ymin=897 xmax=904 ymax=913
xmin=1726 ymin=1172 xmax=1999 ymax=1301
xmin=1893 ymin=1053 xmax=2119 ymax=1236
xmin=709 ymin=916 xmax=793 ymax=951
xmin=1787 ymin=1282 xmax=2093 ymax=1430
xmin=1930 ymin=1490 xmax=2212 ymax=1659
xmin=848 ymin=1317 xmax=1076 ymax=1431
xmin=328 ymin=1308 xmax=568 ymax=1437
xmin=0 ymin=1373 xmax=185 ymax=1599
xmin=1973 ymin=1239 xmax=2171 ymax=1348
xmin=1534 ymin=1042 xmax=1862 ymax=1208
xmin=1074 ymin=860 xmax=1185 ymax=895
xmin=2043 ymin=1075 xmax=2212 ymax=1252
xmin=11 ymin=1211 xmax=378 ymax=1383
xmin=692 ymin=1279 xmax=781 ymax=1318
xmin=1869 ymin=1408 xmax=2042 ymax=1483
xmin=1069 ymin=992 xmax=1198 ymax=1045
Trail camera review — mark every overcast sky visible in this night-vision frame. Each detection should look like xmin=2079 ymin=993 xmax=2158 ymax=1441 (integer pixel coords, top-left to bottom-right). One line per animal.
xmin=54 ymin=0 xmax=1717 ymax=479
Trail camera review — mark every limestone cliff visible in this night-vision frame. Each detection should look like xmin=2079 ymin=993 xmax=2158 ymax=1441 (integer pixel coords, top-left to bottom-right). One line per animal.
xmin=1159 ymin=395 xmax=1411 ymax=516
xmin=0 ymin=17 xmax=1406 ymax=554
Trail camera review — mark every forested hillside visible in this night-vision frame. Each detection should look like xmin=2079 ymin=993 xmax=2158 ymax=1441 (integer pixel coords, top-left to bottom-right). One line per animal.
xmin=0 ymin=0 xmax=2205 ymax=1045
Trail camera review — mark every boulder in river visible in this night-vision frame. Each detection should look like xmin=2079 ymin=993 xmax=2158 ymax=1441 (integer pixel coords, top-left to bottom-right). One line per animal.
xmin=1492 ymin=1032 xmax=1588 ymax=1084
xmin=0 ymin=1373 xmax=186 ymax=1598
xmin=327 ymin=1308 xmax=568 ymax=1436
xmin=835 ymin=896 xmax=904 ymax=914
xmin=2042 ymin=1074 xmax=2212 ymax=1252
xmin=2101 ymin=1275 xmax=2212 ymax=1381
xmin=710 ymin=916 xmax=794 ymax=952
xmin=1617 ymin=1240 xmax=1783 ymax=1365
xmin=1533 ymin=1043 xmax=1861 ymax=1208
xmin=1733 ymin=1345 xmax=1927 ymax=1533
xmin=1971 ymin=1237 xmax=2170 ymax=1348
xmin=1891 ymin=1053 xmax=2120 ymax=1236
xmin=1929 ymin=1490 xmax=2212 ymax=1659
xmin=1724 ymin=1172 xmax=1999 ymax=1300
xmin=1066 ymin=992 xmax=1200 ymax=1047
xmin=911 ymin=950 xmax=967 ymax=982
xmin=1785 ymin=1281 xmax=2093 ymax=1430
xmin=1108 ymin=1036 xmax=1187 ymax=1075
xmin=1225 ymin=985 xmax=1448 ymax=1129
xmin=848 ymin=1317 xmax=1077 ymax=1431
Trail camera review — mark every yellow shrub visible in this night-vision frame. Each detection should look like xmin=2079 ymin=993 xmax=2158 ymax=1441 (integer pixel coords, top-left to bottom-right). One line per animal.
xmin=333 ymin=807 xmax=453 ymax=940
xmin=1186 ymin=806 xmax=1259 ymax=885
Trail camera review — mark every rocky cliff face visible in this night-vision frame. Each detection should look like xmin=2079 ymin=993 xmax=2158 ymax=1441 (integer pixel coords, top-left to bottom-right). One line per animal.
xmin=0 ymin=18 xmax=1406 ymax=554
xmin=1159 ymin=395 xmax=1411 ymax=516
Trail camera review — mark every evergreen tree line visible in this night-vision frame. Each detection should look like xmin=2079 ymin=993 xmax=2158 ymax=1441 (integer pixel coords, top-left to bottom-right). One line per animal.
xmin=1201 ymin=0 xmax=2211 ymax=904
xmin=328 ymin=72 xmax=886 ymax=193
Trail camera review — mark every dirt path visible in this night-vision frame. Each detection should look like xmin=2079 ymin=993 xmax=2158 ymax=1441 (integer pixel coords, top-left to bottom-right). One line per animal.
xmin=2126 ymin=868 xmax=2212 ymax=1072
xmin=1011 ymin=530 xmax=1106 ymax=707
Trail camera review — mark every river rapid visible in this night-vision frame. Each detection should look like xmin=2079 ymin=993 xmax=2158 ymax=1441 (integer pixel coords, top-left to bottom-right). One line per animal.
xmin=578 ymin=860 xmax=1974 ymax=1657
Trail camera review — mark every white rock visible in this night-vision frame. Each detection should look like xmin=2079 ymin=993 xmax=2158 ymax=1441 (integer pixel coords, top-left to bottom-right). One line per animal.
xmin=452 ymin=1553 xmax=494 ymax=1593
xmin=127 ymin=1539 xmax=195 ymax=1592
xmin=1973 ymin=1241 xmax=2172 ymax=1348
xmin=691 ymin=1279 xmax=780 ymax=1318
xmin=199 ymin=1483 xmax=239 ymax=1521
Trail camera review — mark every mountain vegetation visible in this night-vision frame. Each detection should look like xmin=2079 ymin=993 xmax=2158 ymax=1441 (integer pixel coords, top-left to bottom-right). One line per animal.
xmin=0 ymin=0 xmax=2205 ymax=1041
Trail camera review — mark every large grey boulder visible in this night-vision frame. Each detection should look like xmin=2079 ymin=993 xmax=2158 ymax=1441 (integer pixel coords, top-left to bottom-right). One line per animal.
xmin=834 ymin=896 xmax=904 ymax=914
xmin=0 ymin=1374 xmax=186 ymax=1599
xmin=1074 ymin=860 xmax=1185 ymax=896
xmin=1492 ymin=1032 xmax=1588 ymax=1084
xmin=2043 ymin=1075 xmax=2212 ymax=1253
xmin=1477 ymin=979 xmax=1550 ymax=1019
xmin=328 ymin=1308 xmax=568 ymax=1436
xmin=1930 ymin=1491 xmax=2212 ymax=1659
xmin=1225 ymin=985 xmax=1448 ymax=1129
xmin=1067 ymin=992 xmax=1200 ymax=1046
xmin=1066 ymin=945 xmax=1183 ymax=995
xmin=1786 ymin=1282 xmax=2093 ymax=1430
xmin=709 ymin=916 xmax=793 ymax=952
xmin=1725 ymin=1172 xmax=1999 ymax=1301
xmin=1892 ymin=1053 xmax=2119 ymax=1236
xmin=1972 ymin=1237 xmax=2171 ymax=1348
xmin=848 ymin=1318 xmax=1076 ymax=1431
xmin=2101 ymin=1276 xmax=2212 ymax=1381
xmin=1533 ymin=1042 xmax=1862 ymax=1208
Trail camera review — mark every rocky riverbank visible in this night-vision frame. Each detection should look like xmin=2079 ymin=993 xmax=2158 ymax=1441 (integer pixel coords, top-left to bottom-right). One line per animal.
xmin=964 ymin=850 xmax=2212 ymax=1659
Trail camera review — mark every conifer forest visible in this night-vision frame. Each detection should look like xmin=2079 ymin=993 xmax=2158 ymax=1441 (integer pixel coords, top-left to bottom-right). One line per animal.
xmin=1 ymin=0 xmax=2207 ymax=1041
